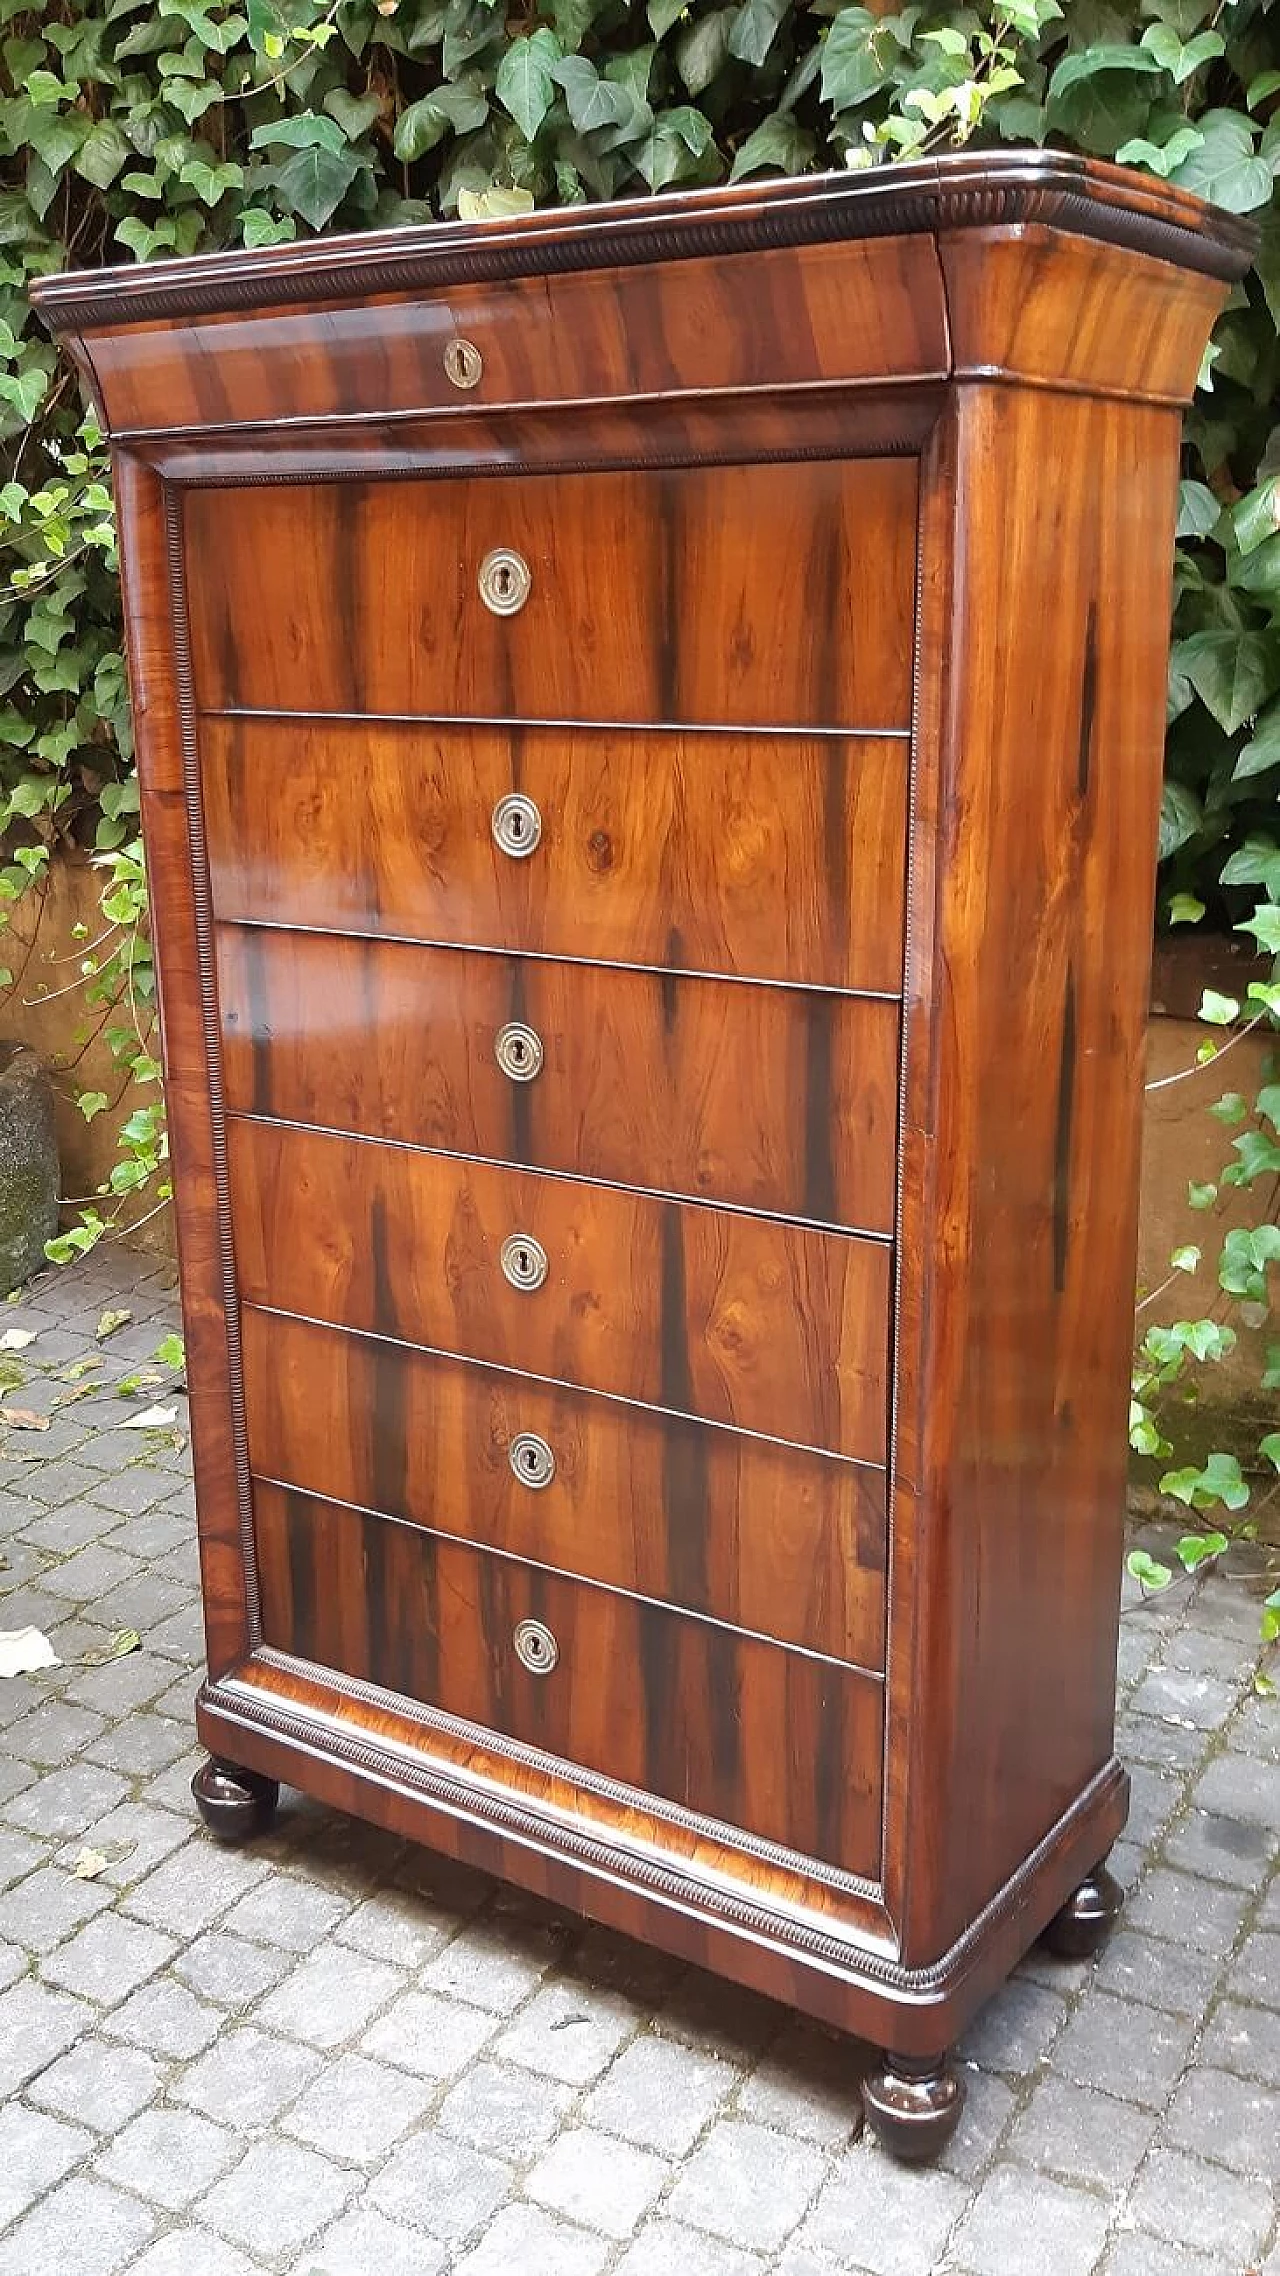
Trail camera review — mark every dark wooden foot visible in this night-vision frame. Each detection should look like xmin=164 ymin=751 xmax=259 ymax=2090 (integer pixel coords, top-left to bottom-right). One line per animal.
xmin=1040 ymin=1859 xmax=1123 ymax=1960
xmin=192 ymin=1757 xmax=279 ymax=1843
xmin=862 ymin=2051 xmax=965 ymax=2163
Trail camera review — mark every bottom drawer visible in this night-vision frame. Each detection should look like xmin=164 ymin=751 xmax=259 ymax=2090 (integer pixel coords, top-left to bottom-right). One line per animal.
xmin=253 ymin=1480 xmax=884 ymax=1878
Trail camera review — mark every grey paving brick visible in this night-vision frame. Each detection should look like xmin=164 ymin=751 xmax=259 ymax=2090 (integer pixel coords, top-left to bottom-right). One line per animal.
xmin=958 ymin=1978 xmax=1070 ymax=2075
xmin=54 ymin=1800 xmax=192 ymax=1890
xmin=63 ymin=1649 xmax=176 ymax=1716
xmin=369 ymin=2131 xmax=512 ymax=2244
xmin=1228 ymin=1693 xmax=1280 ymax=1765
xmin=138 ymin=1748 xmax=206 ymax=1814
xmin=41 ymin=1910 xmax=176 ymax=2005
xmin=666 ymin=2119 xmax=825 ymax=2254
xmin=1116 ymin=1713 xmax=1214 ymax=1774
xmin=39 ymin=1539 xmax=145 ymax=1603
xmin=1196 ymin=1995 xmax=1280 ymax=2086
xmin=951 ymin=2163 xmax=1109 ymax=2276
xmin=0 ymin=1863 xmax=113 ymax=1953
xmin=1053 ymin=1987 xmax=1197 ymax=2108
xmin=27 ymin=2037 xmax=162 ymax=2132
xmin=101 ymin=1977 xmax=223 ymax=2059
xmin=14 ymin=1487 xmax=121 ymax=1546
xmin=175 ymin=2024 xmax=323 ymax=2128
xmin=0 ymin=1824 xmax=52 ymax=1892
xmin=1126 ymin=2144 xmax=1273 ymax=2260
xmin=0 ymin=1977 xmax=95 ymax=2096
xmin=734 ymin=2023 xmax=863 ymax=2148
xmin=4 ymin=1697 xmax=107 ymax=1764
xmin=1006 ymin=2076 xmax=1157 ymax=2188
xmin=437 ymin=2058 xmax=574 ymax=2163
xmin=1090 ymin=1927 xmax=1224 ymax=2016
xmin=620 ymin=2224 xmax=764 ymax=2276
xmin=361 ymin=1984 xmax=498 ymax=2080
xmin=200 ymin=2137 xmax=358 ymax=2255
xmin=219 ymin=1871 xmax=351 ymax=1953
xmin=655 ymin=1969 xmax=782 ymax=2063
xmin=86 ymin=1465 xmax=172 ymax=1517
xmin=307 ymin=2206 xmax=448 ymax=2276
xmin=0 ymin=2173 xmax=156 ymax=2276
xmin=1193 ymin=1750 xmax=1280 ymax=1829
xmin=1234 ymin=1927 xmax=1280 ymax=2009
xmin=123 ymin=1841 xmax=269 ymax=1939
xmin=125 ymin=2235 xmax=261 ymax=2276
xmin=0 ymin=1937 xmax=24 ymax=1992
xmin=1164 ymin=2063 xmax=1280 ymax=2178
xmin=453 ymin=2202 xmax=611 ymax=2276
xmin=1125 ymin=1764 xmax=1186 ymax=1848
xmin=95 ymin=2105 xmax=238 ymax=2209
xmin=937 ymin=2067 xmax=1018 ymax=2182
xmin=1130 ymin=1664 xmax=1238 ymax=1730
xmin=1098 ymin=2239 xmax=1223 ymax=2276
xmin=86 ymin=1712 xmax=190 ymax=1777
xmin=1123 ymin=1865 xmax=1251 ymax=1953
xmin=527 ymin=2125 xmax=670 ymax=2238
xmin=584 ymin=2032 xmax=735 ymax=2157
xmin=6 ymin=1761 xmax=129 ymax=1839
xmin=0 ymin=1754 xmax=37 ymax=1807
xmin=792 ymin=2147 xmax=967 ymax=2276
xmin=333 ymin=1885 xmax=454 ymax=1969
xmin=284 ymin=2049 xmax=435 ymax=2164
xmin=172 ymin=1928 xmax=291 ymax=2010
xmin=255 ymin=1942 xmax=404 ymax=2048
xmin=1161 ymin=1805 xmax=1275 ymax=1887
xmin=493 ymin=1980 xmax=636 ymax=2085
xmin=421 ymin=1918 xmax=560 ymax=2013
xmin=0 ymin=2100 xmax=91 ymax=2231
xmin=571 ymin=1920 xmax=685 ymax=2005
xmin=144 ymin=1601 xmax=208 ymax=1662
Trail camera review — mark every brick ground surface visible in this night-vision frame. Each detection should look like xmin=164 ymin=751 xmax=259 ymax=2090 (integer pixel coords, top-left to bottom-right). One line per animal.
xmin=1 ymin=1248 xmax=1277 ymax=2275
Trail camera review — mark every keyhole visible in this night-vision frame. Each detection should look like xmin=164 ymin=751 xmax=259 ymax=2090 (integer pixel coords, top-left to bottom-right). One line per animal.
xmin=478 ymin=549 xmax=531 ymax=617
xmin=510 ymin=1035 xmax=527 ymax=1068
xmin=444 ymin=337 xmax=482 ymax=389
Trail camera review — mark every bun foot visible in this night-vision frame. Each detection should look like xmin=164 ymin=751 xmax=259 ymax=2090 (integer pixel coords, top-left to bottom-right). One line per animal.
xmin=1041 ymin=1860 xmax=1123 ymax=1960
xmin=192 ymin=1757 xmax=279 ymax=1843
xmin=862 ymin=2051 xmax=965 ymax=2163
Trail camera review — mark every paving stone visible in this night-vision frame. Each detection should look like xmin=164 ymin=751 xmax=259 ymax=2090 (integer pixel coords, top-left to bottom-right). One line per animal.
xmin=0 ymin=1863 xmax=113 ymax=1953
xmin=1098 ymin=2239 xmax=1223 ymax=2276
xmin=333 ymin=1886 xmax=455 ymax=1969
xmin=41 ymin=1910 xmax=176 ymax=2005
xmin=0 ymin=1824 xmax=46 ymax=1891
xmin=1196 ymin=1995 xmax=1280 ymax=2087
xmin=1126 ymin=2144 xmax=1273 ymax=2261
xmin=526 ymin=2125 xmax=670 ymax=2238
xmin=27 ymin=2037 xmax=162 ymax=2132
xmin=1115 ymin=1714 xmax=1214 ymax=1774
xmin=734 ymin=2023 xmax=863 ymax=2148
xmin=175 ymin=2024 xmax=323 ymax=2128
xmin=437 ymin=2058 xmax=575 ymax=2162
xmin=54 ymin=1801 xmax=192 ymax=1891
xmin=86 ymin=1713 xmax=191 ymax=1777
xmin=4 ymin=1697 xmax=107 ymax=1766
xmin=1006 ymin=2076 xmax=1157 ymax=2188
xmin=1123 ymin=1865 xmax=1253 ymax=1954
xmin=200 ymin=2137 xmax=357 ymax=2254
xmin=0 ymin=1937 xmax=24 ymax=1991
xmin=140 ymin=1749 xmax=208 ymax=1815
xmin=361 ymin=1984 xmax=498 ymax=2080
xmin=86 ymin=1466 xmax=172 ymax=1517
xmin=64 ymin=1651 xmax=176 ymax=1716
xmin=1124 ymin=1765 xmax=1186 ymax=1848
xmin=1234 ymin=1927 xmax=1280 ymax=2009
xmin=656 ymin=1970 xmax=783 ymax=2063
xmin=255 ymin=1942 xmax=404 ymax=2048
xmin=0 ymin=1977 xmax=95 ymax=2096
xmin=14 ymin=1489 xmax=119 ymax=1547
xmin=123 ymin=1843 xmax=270 ymax=1939
xmin=307 ymin=2206 xmax=448 ymax=2276
xmin=1129 ymin=1665 xmax=1238 ymax=1730
xmin=584 ymin=2032 xmax=735 ymax=2157
xmin=125 ymin=2235 xmax=261 ymax=2276
xmin=1227 ymin=1694 xmax=1280 ymax=1765
xmin=571 ymin=1920 xmax=685 ymax=2005
xmin=95 ymin=2105 xmax=238 ymax=2209
xmin=1163 ymin=2064 xmax=1280 ymax=2178
xmin=39 ymin=1540 xmax=144 ymax=1604
xmin=0 ymin=1755 xmax=37 ymax=1807
xmin=0 ymin=2173 xmax=157 ymax=2275
xmin=957 ymin=1978 xmax=1069 ymax=2075
xmin=369 ymin=2130 xmax=512 ymax=2244
xmin=666 ymin=2119 xmax=826 ymax=2254
xmin=6 ymin=1762 xmax=129 ymax=1840
xmin=421 ymin=1918 xmax=560 ymax=2013
xmin=493 ymin=1980 xmax=636 ymax=2085
xmin=0 ymin=2100 xmax=92 ymax=2231
xmin=1053 ymin=1988 xmax=1197 ymax=2108
xmin=284 ymin=2049 xmax=435 ymax=2164
xmin=101 ymin=1978 xmax=223 ymax=2059
xmin=950 ymin=2163 xmax=1109 ymax=2276
xmin=1193 ymin=1751 xmax=1280 ymax=1829
xmin=1090 ymin=1928 xmax=1224 ymax=2017
xmin=619 ymin=2223 xmax=766 ymax=2276
xmin=937 ymin=2067 xmax=1018 ymax=2183
xmin=219 ymin=1871 xmax=351 ymax=1953
xmin=172 ymin=1929 xmax=291 ymax=2010
xmin=452 ymin=2202 xmax=611 ymax=2276
xmin=793 ymin=2146 xmax=967 ymax=2276
xmin=1161 ymin=1806 xmax=1275 ymax=1887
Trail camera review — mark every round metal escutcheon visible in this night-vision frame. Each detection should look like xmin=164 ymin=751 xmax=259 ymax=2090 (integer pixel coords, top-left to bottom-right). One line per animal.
xmin=494 ymin=1020 xmax=543 ymax=1082
xmin=443 ymin=336 xmax=483 ymax=390
xmin=491 ymin=791 xmax=542 ymax=860
xmin=501 ymin=1232 xmax=548 ymax=1292
xmin=513 ymin=1617 xmax=559 ymax=1674
xmin=509 ymin=1431 xmax=556 ymax=1490
xmin=478 ymin=547 xmax=532 ymax=617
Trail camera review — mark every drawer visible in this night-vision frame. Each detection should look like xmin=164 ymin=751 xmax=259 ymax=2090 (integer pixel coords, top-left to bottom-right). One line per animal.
xmin=241 ymin=1308 xmax=887 ymax=1670
xmin=217 ymin=928 xmax=900 ymax=1232
xmin=228 ymin=1119 xmax=891 ymax=1462
xmin=94 ymin=235 xmax=948 ymax=434
xmin=201 ymin=718 xmax=907 ymax=995
xmin=184 ymin=460 xmax=917 ymax=729
xmin=252 ymin=1475 xmax=884 ymax=1876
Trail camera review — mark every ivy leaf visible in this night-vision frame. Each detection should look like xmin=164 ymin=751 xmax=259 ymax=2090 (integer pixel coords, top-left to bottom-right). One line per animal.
xmin=730 ymin=109 xmax=814 ymax=181
xmin=241 ymin=208 xmax=296 ymax=245
xmin=249 ymin=112 xmax=349 ymax=155
xmin=728 ymin=0 xmax=790 ymax=68
xmin=1199 ymin=989 xmax=1239 ymax=1027
xmin=1220 ymin=835 xmax=1280 ymax=895
xmin=633 ymin=104 xmax=715 ymax=189
xmin=1140 ymin=22 xmax=1224 ymax=84
xmin=1175 ymin=1529 xmax=1229 ymax=1570
xmin=270 ymin=141 xmax=361 ymax=228
xmin=394 ymin=80 xmax=489 ymax=159
xmin=677 ymin=8 xmax=734 ymax=96
xmin=1167 ymin=891 xmax=1205 ymax=925
xmin=553 ymin=56 xmax=633 ymax=133
xmin=1127 ymin=1548 xmax=1173 ymax=1592
xmin=1233 ymin=700 xmax=1280 ymax=783
xmin=1173 ymin=629 xmax=1280 ymax=736
xmin=73 ymin=121 xmax=131 ymax=190
xmin=324 ymin=88 xmax=383 ymax=140
xmin=179 ymin=158 xmax=244 ymax=203
xmin=1175 ymin=480 xmax=1221 ymax=540
xmin=1158 ymin=778 xmax=1202 ymax=857
xmin=821 ymin=8 xmax=895 ymax=110
xmin=1260 ymin=1433 xmax=1280 ymax=1473
xmin=1235 ymin=903 xmax=1280 ymax=954
xmin=1232 ymin=475 xmax=1280 ymax=557
xmin=1168 ymin=106 xmax=1274 ymax=211
xmin=1159 ymin=1453 xmax=1250 ymax=1511
xmin=1115 ymin=126 xmax=1205 ymax=176
xmin=495 ymin=28 xmax=562 ymax=141
xmin=647 ymin=0 xmax=687 ymax=34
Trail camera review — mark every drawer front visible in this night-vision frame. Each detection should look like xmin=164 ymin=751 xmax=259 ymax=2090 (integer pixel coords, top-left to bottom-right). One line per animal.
xmin=202 ymin=718 xmax=908 ymax=995
xmin=218 ymin=929 xmax=899 ymax=1232
xmin=94 ymin=236 xmax=948 ymax=434
xmin=253 ymin=1476 xmax=884 ymax=1876
xmin=241 ymin=1309 xmax=887 ymax=1670
xmin=184 ymin=460 xmax=917 ymax=729
xmin=228 ymin=1119 xmax=891 ymax=1463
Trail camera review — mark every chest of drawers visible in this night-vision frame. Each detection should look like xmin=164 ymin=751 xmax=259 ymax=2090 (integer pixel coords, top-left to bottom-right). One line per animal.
xmin=35 ymin=152 xmax=1252 ymax=2158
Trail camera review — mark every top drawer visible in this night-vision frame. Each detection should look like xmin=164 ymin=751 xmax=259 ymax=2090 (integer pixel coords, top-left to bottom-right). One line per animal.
xmin=183 ymin=459 xmax=917 ymax=731
xmin=89 ymin=237 xmax=949 ymax=436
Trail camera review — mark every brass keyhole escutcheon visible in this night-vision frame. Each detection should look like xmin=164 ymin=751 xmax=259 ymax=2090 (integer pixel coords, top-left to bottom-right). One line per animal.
xmin=509 ymin=1432 xmax=555 ymax=1491
xmin=494 ymin=1020 xmax=543 ymax=1082
xmin=513 ymin=1617 xmax=559 ymax=1673
xmin=478 ymin=547 xmax=532 ymax=617
xmin=444 ymin=337 xmax=483 ymax=390
xmin=492 ymin=792 xmax=542 ymax=859
xmin=501 ymin=1232 xmax=548 ymax=1292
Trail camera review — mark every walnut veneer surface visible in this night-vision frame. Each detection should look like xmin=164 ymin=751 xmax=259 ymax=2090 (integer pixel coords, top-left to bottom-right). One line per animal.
xmin=34 ymin=153 xmax=1254 ymax=2128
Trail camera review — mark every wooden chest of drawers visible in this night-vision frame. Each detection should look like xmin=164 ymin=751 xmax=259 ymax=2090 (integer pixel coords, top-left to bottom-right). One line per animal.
xmin=35 ymin=152 xmax=1252 ymax=2158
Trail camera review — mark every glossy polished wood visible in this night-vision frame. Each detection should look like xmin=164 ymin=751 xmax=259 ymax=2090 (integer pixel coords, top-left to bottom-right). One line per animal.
xmin=184 ymin=460 xmax=918 ymax=728
xmin=240 ymin=1306 xmax=888 ymax=1668
xmin=36 ymin=161 xmax=1251 ymax=2129
xmin=201 ymin=718 xmax=909 ymax=994
xmin=216 ymin=927 xmax=901 ymax=1231
xmin=253 ymin=1478 xmax=885 ymax=1875
xmin=227 ymin=1118 xmax=893 ymax=1462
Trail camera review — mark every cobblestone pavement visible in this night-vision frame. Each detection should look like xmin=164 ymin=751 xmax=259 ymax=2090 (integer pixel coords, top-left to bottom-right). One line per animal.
xmin=1 ymin=1248 xmax=1277 ymax=2276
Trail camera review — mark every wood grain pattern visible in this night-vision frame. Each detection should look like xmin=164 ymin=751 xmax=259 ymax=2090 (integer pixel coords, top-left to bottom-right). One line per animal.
xmin=241 ymin=1307 xmax=887 ymax=1667
xmin=85 ymin=235 xmax=948 ymax=437
xmin=184 ymin=459 xmax=918 ymax=729
xmin=201 ymin=717 xmax=909 ymax=994
xmin=216 ymin=927 xmax=901 ymax=1231
xmin=252 ymin=1476 xmax=885 ymax=1875
xmin=227 ymin=1117 xmax=893 ymax=1461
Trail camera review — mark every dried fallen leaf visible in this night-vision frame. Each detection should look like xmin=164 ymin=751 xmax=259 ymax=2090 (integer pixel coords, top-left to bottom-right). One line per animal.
xmin=117 ymin=1404 xmax=178 ymax=1430
xmin=62 ymin=1355 xmax=103 ymax=1382
xmin=0 ymin=1408 xmax=50 ymax=1431
xmin=0 ymin=1328 xmax=36 ymax=1351
xmin=96 ymin=1307 xmax=132 ymax=1341
xmin=0 ymin=1626 xmax=61 ymax=1678
xmin=79 ymin=1627 xmax=142 ymax=1667
xmin=71 ymin=1839 xmax=136 ymax=1880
